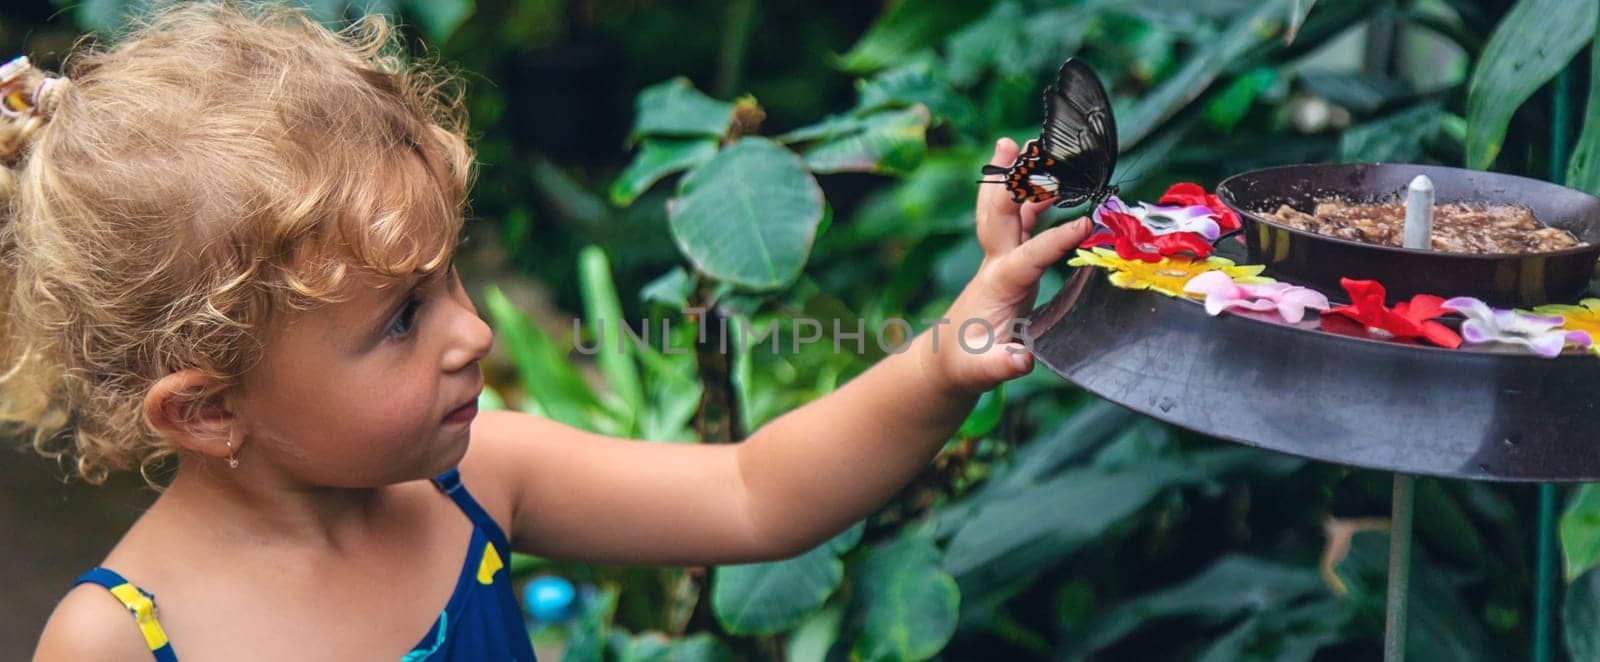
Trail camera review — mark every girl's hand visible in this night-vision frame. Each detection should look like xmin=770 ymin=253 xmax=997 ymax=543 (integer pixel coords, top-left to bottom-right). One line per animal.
xmin=919 ymin=137 xmax=1092 ymax=398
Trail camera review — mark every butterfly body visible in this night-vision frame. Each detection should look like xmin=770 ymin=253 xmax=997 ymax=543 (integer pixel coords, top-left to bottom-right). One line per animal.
xmin=981 ymin=58 xmax=1119 ymax=209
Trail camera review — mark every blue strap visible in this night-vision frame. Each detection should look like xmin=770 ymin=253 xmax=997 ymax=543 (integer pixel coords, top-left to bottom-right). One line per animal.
xmin=72 ymin=567 xmax=180 ymax=662
xmin=432 ymin=468 xmax=511 ymax=556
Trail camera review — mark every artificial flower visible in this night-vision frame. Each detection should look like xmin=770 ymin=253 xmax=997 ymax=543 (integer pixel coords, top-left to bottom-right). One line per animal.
xmin=1082 ymin=205 xmax=1215 ymax=262
xmin=1096 ymin=196 xmax=1223 ymax=240
xmin=1183 ymin=271 xmax=1330 ymax=323
xmin=1159 ymin=182 xmax=1242 ymax=234
xmin=1531 ymin=298 xmax=1600 ymax=355
xmin=1069 ymin=247 xmax=1268 ymax=298
xmin=1320 ymin=278 xmax=1461 ymax=348
xmin=1442 ymin=297 xmax=1591 ymax=358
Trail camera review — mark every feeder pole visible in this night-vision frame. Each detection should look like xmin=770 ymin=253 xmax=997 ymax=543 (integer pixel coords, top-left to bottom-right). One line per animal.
xmin=1533 ymin=62 xmax=1575 ymax=662
xmin=1385 ymin=174 xmax=1433 ymax=662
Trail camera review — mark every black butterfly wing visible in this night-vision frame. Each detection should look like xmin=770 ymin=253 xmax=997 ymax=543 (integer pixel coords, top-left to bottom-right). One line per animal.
xmin=982 ymin=140 xmax=1059 ymax=204
xmin=1038 ymin=59 xmax=1118 ymax=207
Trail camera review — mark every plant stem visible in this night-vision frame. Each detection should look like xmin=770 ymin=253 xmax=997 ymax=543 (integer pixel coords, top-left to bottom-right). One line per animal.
xmin=715 ymin=0 xmax=755 ymax=99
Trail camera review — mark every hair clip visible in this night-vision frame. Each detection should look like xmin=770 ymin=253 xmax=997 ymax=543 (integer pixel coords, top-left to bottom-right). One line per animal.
xmin=1 ymin=56 xmax=38 ymax=119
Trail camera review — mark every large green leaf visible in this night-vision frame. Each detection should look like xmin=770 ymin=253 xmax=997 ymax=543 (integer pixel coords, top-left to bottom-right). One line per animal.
xmin=711 ymin=546 xmax=843 ymax=635
xmin=855 ymin=61 xmax=978 ymax=135
xmin=1567 ymin=568 xmax=1600 ymax=661
xmin=1118 ymin=0 xmax=1299 ymax=149
xmin=578 ymin=246 xmax=644 ymax=433
xmin=1064 ymin=555 xmax=1326 ymax=656
xmin=834 ymin=0 xmax=992 ymax=73
xmin=710 ymin=522 xmax=863 ymax=635
xmin=800 ymin=106 xmax=931 ymax=176
xmin=942 ymin=2 xmax=1100 ymax=86
xmin=1562 ymin=484 xmax=1600 ymax=580
xmin=1338 ymin=103 xmax=1451 ymax=163
xmin=612 ymin=138 xmax=719 ymax=206
xmin=630 ymin=78 xmax=737 ymax=144
xmin=482 ymin=285 xmax=602 ymax=430
xmin=942 ymin=463 xmax=1195 ymax=588
xmin=1333 ymin=531 xmax=1496 ymax=661
xmin=667 ymin=138 xmax=824 ymax=290
xmin=1568 ymin=21 xmax=1600 ymax=194
xmin=1193 ymin=600 xmax=1351 ymax=662
xmin=853 ymin=531 xmax=960 ymax=662
xmin=1465 ymin=0 xmax=1597 ymax=169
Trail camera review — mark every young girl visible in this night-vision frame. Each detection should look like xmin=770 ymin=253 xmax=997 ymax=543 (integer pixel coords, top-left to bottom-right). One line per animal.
xmin=9 ymin=4 xmax=1088 ymax=660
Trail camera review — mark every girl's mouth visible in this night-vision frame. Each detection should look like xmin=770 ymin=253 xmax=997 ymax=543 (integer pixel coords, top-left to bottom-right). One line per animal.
xmin=443 ymin=400 xmax=478 ymax=424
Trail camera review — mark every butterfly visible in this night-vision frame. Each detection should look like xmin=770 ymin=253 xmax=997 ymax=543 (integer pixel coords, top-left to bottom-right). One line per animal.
xmin=980 ymin=57 xmax=1119 ymax=210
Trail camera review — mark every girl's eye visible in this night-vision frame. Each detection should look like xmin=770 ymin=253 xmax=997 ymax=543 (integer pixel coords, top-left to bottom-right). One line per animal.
xmin=386 ymin=294 xmax=424 ymax=338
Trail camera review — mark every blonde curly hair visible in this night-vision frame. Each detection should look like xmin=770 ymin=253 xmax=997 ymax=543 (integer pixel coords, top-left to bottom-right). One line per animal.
xmin=0 ymin=2 xmax=475 ymax=484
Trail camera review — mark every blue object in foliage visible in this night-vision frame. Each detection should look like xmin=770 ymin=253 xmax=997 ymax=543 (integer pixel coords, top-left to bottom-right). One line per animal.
xmin=523 ymin=575 xmax=578 ymax=623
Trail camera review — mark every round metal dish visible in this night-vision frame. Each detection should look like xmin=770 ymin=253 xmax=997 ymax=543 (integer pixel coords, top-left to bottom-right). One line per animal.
xmin=1216 ymin=163 xmax=1600 ymax=308
xmin=1023 ymin=264 xmax=1600 ymax=482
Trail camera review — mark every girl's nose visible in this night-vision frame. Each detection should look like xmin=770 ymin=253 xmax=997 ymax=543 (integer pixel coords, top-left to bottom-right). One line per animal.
xmin=442 ymin=283 xmax=493 ymax=373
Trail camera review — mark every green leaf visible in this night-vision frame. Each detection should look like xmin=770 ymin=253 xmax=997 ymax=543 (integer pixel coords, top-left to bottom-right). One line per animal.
xmin=482 ymin=285 xmax=602 ymax=430
xmin=613 ymin=632 xmax=733 ymax=662
xmin=943 ymin=463 xmax=1195 ymax=588
xmin=835 ymin=0 xmax=992 ymax=73
xmin=853 ymin=532 xmax=960 ymax=661
xmin=612 ymin=138 xmax=719 ymax=206
xmin=855 ymin=61 xmax=977 ymax=133
xmin=1193 ymin=600 xmax=1350 ymax=662
xmin=1119 ymin=0 xmax=1299 ymax=149
xmin=1333 ymin=531 xmax=1496 ymax=662
xmin=631 ymin=78 xmax=737 ymax=144
xmin=1338 ymin=103 xmax=1449 ymax=163
xmin=801 ymin=106 xmax=930 ymax=175
xmin=1465 ymin=0 xmax=1598 ymax=169
xmin=641 ymin=267 xmax=696 ymax=309
xmin=785 ymin=605 xmax=845 ymax=662
xmin=710 ymin=523 xmax=862 ymax=635
xmin=398 ymin=0 xmax=473 ymax=42
xmin=712 ymin=547 xmax=843 ymax=635
xmin=667 ymin=138 xmax=825 ymax=290
xmin=1202 ymin=68 xmax=1278 ymax=132
xmin=563 ymin=587 xmax=620 ymax=662
xmin=1562 ymin=484 xmax=1600 ymax=580
xmin=956 ymin=383 xmax=1005 ymax=438
xmin=1286 ymin=0 xmax=1319 ymax=43
xmin=828 ymin=520 xmax=866 ymax=555
xmin=1065 ymin=556 xmax=1326 ymax=656
xmin=1566 ymin=569 xmax=1600 ymax=661
xmin=1569 ymin=20 xmax=1600 ymax=194
xmin=578 ymin=246 xmax=644 ymax=433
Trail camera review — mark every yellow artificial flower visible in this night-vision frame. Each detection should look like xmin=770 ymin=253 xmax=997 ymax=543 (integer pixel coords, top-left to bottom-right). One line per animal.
xmin=1530 ymin=298 xmax=1600 ymax=355
xmin=1067 ymin=247 xmax=1271 ymax=298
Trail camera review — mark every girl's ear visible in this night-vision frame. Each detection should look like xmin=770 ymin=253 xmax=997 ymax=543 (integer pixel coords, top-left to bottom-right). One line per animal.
xmin=143 ymin=369 xmax=237 ymax=461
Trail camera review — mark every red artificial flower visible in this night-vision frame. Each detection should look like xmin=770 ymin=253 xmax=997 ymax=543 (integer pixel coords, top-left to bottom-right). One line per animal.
xmin=1160 ymin=182 xmax=1241 ymax=234
xmin=1081 ymin=209 xmax=1214 ymax=263
xmin=1320 ymin=278 xmax=1462 ymax=348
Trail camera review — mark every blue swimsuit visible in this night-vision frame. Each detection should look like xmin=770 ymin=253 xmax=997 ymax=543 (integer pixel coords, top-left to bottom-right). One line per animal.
xmin=71 ymin=468 xmax=538 ymax=661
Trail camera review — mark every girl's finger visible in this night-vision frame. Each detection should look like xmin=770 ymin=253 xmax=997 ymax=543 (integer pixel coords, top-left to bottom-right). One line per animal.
xmin=992 ymin=217 xmax=1091 ymax=293
xmin=1019 ymin=199 xmax=1052 ymax=235
xmin=976 ymin=138 xmax=1023 ymax=258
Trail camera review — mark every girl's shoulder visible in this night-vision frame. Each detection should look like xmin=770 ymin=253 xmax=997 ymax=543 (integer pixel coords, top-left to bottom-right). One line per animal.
xmin=33 ymin=582 xmax=155 ymax=661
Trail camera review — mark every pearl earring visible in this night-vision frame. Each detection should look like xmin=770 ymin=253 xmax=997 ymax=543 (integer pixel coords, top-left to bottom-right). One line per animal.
xmin=225 ymin=440 xmax=239 ymax=469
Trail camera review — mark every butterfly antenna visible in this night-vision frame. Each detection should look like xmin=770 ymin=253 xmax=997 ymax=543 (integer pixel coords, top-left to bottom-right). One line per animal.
xmin=1113 ymin=148 xmax=1150 ymax=191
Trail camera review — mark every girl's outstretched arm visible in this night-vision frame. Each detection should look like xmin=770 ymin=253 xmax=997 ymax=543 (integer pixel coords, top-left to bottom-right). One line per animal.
xmin=464 ymin=138 xmax=1090 ymax=565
